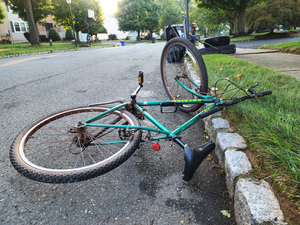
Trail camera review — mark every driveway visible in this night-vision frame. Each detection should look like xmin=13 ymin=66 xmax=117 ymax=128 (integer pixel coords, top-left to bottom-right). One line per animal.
xmin=0 ymin=43 xmax=235 ymax=224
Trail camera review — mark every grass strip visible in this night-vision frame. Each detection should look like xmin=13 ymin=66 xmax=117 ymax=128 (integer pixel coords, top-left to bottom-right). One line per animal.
xmin=231 ymin=29 xmax=300 ymax=42
xmin=259 ymin=40 xmax=300 ymax=54
xmin=0 ymin=42 xmax=114 ymax=57
xmin=202 ymin=54 xmax=300 ymax=218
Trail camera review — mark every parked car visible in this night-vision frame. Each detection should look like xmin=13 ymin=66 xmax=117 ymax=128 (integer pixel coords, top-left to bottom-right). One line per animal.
xmin=152 ymin=34 xmax=161 ymax=39
xmin=140 ymin=32 xmax=150 ymax=40
xmin=171 ymin=23 xmax=199 ymax=37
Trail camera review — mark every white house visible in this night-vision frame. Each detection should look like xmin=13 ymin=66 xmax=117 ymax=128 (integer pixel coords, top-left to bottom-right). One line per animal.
xmin=97 ymin=14 xmax=129 ymax=40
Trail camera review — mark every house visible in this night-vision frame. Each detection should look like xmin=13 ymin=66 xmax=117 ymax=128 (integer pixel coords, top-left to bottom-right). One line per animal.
xmin=97 ymin=14 xmax=129 ymax=40
xmin=36 ymin=17 xmax=66 ymax=41
xmin=0 ymin=2 xmax=66 ymax=44
xmin=0 ymin=2 xmax=29 ymax=43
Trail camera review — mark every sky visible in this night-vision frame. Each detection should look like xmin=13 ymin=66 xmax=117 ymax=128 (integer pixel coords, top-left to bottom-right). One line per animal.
xmin=99 ymin=0 xmax=119 ymax=16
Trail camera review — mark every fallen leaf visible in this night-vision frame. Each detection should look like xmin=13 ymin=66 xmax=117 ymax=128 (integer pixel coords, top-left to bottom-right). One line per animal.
xmin=220 ymin=210 xmax=231 ymax=218
xmin=236 ymin=74 xmax=242 ymax=80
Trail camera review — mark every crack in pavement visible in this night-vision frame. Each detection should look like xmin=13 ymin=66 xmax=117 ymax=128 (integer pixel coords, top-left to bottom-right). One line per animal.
xmin=0 ymin=72 xmax=64 ymax=94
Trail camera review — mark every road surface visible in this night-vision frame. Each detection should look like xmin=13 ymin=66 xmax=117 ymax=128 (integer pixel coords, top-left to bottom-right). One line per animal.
xmin=0 ymin=43 xmax=235 ymax=224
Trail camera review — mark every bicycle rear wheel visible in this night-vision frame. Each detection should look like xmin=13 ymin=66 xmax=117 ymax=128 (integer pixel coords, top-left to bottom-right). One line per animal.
xmin=161 ymin=37 xmax=208 ymax=112
xmin=10 ymin=106 xmax=142 ymax=183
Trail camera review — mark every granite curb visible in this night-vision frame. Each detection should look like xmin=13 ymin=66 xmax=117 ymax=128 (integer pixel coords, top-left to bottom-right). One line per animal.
xmin=184 ymin=59 xmax=288 ymax=224
xmin=203 ymin=107 xmax=288 ymax=225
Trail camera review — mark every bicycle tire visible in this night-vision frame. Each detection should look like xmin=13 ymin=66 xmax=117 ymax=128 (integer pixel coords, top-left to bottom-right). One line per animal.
xmin=10 ymin=105 xmax=142 ymax=183
xmin=160 ymin=37 xmax=208 ymax=112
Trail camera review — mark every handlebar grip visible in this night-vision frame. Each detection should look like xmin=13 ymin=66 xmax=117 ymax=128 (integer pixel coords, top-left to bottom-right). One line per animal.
xmin=255 ymin=90 xmax=272 ymax=97
xmin=199 ymin=105 xmax=224 ymax=119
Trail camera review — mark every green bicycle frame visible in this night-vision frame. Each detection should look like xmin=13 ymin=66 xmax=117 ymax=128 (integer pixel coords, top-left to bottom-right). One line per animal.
xmin=84 ymin=78 xmax=220 ymax=144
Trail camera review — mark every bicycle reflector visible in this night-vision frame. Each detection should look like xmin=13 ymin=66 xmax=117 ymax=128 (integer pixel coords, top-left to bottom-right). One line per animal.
xmin=152 ymin=143 xmax=160 ymax=151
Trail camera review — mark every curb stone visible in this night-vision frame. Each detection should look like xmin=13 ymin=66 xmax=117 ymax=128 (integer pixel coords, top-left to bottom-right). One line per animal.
xmin=202 ymin=103 xmax=288 ymax=225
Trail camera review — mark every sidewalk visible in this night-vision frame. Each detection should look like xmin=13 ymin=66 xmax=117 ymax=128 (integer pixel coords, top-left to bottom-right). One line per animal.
xmin=231 ymin=48 xmax=300 ymax=80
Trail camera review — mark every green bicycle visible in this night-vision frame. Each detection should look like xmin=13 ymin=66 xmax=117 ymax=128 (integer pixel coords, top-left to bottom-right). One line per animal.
xmin=10 ymin=37 xmax=272 ymax=183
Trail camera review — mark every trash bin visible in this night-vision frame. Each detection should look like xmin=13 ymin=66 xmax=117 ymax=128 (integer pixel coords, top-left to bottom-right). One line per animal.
xmin=152 ymin=38 xmax=155 ymax=43
xmin=120 ymin=41 xmax=125 ymax=46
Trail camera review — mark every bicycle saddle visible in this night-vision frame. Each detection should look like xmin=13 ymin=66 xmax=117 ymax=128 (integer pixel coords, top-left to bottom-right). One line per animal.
xmin=182 ymin=141 xmax=216 ymax=182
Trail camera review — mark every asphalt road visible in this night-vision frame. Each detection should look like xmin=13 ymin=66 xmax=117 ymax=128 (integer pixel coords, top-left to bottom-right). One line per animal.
xmin=0 ymin=43 xmax=234 ymax=224
xmin=232 ymin=35 xmax=300 ymax=49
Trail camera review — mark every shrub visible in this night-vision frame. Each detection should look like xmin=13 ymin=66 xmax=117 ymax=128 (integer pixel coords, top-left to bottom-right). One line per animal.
xmin=24 ymin=32 xmax=30 ymax=42
xmin=108 ymin=34 xmax=117 ymax=40
xmin=66 ymin=29 xmax=74 ymax=40
xmin=48 ymin=28 xmax=61 ymax=41
xmin=39 ymin=35 xmax=47 ymax=42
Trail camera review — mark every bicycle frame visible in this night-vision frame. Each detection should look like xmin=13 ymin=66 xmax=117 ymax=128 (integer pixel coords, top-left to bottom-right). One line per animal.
xmin=82 ymin=78 xmax=220 ymax=145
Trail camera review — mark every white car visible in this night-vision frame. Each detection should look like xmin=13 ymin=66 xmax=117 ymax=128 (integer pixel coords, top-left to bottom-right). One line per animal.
xmin=152 ymin=34 xmax=161 ymax=39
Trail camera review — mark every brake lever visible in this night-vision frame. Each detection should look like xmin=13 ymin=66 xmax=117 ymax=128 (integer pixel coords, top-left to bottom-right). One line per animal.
xmin=246 ymin=82 xmax=259 ymax=94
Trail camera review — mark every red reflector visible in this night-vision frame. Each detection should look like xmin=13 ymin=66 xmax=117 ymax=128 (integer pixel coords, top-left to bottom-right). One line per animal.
xmin=152 ymin=143 xmax=160 ymax=151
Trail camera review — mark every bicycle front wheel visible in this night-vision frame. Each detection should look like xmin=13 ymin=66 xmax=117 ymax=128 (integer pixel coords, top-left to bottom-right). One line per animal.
xmin=10 ymin=106 xmax=142 ymax=183
xmin=161 ymin=37 xmax=208 ymax=112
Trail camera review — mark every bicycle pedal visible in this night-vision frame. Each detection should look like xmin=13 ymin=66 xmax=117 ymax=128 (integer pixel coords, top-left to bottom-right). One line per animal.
xmin=138 ymin=71 xmax=144 ymax=87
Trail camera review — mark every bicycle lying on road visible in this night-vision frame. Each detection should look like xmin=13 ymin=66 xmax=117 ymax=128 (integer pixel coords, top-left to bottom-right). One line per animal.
xmin=10 ymin=37 xmax=272 ymax=183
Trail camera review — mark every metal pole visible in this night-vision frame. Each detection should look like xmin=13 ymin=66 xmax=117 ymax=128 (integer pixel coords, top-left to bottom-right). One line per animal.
xmin=184 ymin=0 xmax=190 ymax=40
xmin=68 ymin=3 xmax=77 ymax=47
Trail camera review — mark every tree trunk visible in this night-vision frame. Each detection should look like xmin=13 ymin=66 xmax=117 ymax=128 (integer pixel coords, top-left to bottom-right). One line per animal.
xmin=76 ymin=31 xmax=80 ymax=44
xmin=237 ymin=0 xmax=247 ymax=34
xmin=24 ymin=0 xmax=40 ymax=46
xmin=232 ymin=18 xmax=238 ymax=34
xmin=137 ymin=30 xmax=140 ymax=41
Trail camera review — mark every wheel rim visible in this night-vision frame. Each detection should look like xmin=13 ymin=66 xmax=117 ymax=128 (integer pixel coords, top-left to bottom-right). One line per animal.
xmin=162 ymin=41 xmax=204 ymax=109
xmin=18 ymin=107 xmax=137 ymax=173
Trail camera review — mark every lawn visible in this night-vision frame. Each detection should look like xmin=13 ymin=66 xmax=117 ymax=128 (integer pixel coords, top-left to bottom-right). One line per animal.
xmin=0 ymin=40 xmax=166 ymax=57
xmin=202 ymin=54 xmax=300 ymax=224
xmin=230 ymin=29 xmax=300 ymax=42
xmin=259 ymin=40 xmax=300 ymax=54
xmin=0 ymin=42 xmax=114 ymax=57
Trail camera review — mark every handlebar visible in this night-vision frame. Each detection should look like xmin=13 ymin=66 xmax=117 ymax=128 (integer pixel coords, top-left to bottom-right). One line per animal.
xmin=199 ymin=86 xmax=272 ymax=119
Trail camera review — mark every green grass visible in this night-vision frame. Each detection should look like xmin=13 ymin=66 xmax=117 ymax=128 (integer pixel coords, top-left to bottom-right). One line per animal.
xmin=259 ymin=40 xmax=300 ymax=54
xmin=202 ymin=54 xmax=300 ymax=219
xmin=0 ymin=42 xmax=114 ymax=56
xmin=230 ymin=29 xmax=300 ymax=42
xmin=0 ymin=40 xmax=165 ymax=57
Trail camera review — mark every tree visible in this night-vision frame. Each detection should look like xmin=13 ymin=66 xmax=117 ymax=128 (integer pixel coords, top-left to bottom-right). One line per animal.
xmin=246 ymin=0 xmax=300 ymax=33
xmin=4 ymin=0 xmax=50 ymax=45
xmin=115 ymin=0 xmax=146 ymax=40
xmin=81 ymin=16 xmax=107 ymax=36
xmin=115 ymin=0 xmax=161 ymax=40
xmin=158 ymin=0 xmax=182 ymax=29
xmin=195 ymin=0 xmax=266 ymax=34
xmin=52 ymin=0 xmax=105 ymax=43
xmin=0 ymin=1 xmax=6 ymax=24
xmin=4 ymin=0 xmax=50 ymax=23
xmin=141 ymin=0 xmax=161 ymax=39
